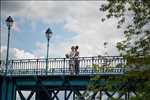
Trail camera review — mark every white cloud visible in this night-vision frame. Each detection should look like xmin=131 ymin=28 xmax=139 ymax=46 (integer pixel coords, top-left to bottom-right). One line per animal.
xmin=12 ymin=22 xmax=21 ymax=32
xmin=1 ymin=1 xmax=29 ymax=18
xmin=34 ymin=41 xmax=72 ymax=58
xmin=0 ymin=46 xmax=36 ymax=60
xmin=1 ymin=22 xmax=21 ymax=46
xmin=28 ymin=1 xmax=124 ymax=57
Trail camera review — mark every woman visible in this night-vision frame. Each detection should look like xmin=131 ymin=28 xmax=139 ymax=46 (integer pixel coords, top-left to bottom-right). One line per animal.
xmin=66 ymin=46 xmax=75 ymax=75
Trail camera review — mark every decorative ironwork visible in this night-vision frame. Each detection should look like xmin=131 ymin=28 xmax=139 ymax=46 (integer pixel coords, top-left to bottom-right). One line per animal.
xmin=0 ymin=56 xmax=126 ymax=76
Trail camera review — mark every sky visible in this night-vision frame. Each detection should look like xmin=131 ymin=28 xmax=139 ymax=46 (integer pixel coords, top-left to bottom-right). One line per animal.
xmin=0 ymin=1 xmax=127 ymax=99
xmin=0 ymin=0 xmax=125 ymax=60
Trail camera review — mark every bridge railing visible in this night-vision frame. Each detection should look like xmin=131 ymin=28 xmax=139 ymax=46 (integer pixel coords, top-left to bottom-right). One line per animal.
xmin=0 ymin=56 xmax=126 ymax=76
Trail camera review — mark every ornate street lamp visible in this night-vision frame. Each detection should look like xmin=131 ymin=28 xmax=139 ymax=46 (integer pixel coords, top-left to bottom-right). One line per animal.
xmin=5 ymin=16 xmax=14 ymax=75
xmin=45 ymin=28 xmax=53 ymax=75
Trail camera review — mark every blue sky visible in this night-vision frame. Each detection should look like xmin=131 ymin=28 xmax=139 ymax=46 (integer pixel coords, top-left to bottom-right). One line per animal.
xmin=1 ymin=1 xmax=124 ymax=60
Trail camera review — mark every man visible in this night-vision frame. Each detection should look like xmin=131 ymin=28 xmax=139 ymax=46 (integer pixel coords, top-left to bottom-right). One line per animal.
xmin=74 ymin=45 xmax=79 ymax=75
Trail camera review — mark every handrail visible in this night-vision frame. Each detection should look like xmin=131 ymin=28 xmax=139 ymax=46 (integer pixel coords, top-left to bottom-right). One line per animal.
xmin=0 ymin=56 xmax=124 ymax=61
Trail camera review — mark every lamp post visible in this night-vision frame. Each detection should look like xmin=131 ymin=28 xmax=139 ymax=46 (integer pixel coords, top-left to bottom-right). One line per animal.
xmin=5 ymin=16 xmax=14 ymax=76
xmin=45 ymin=28 xmax=53 ymax=75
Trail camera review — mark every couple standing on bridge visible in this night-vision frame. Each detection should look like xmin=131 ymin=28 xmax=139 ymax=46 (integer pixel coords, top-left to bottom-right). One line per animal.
xmin=66 ymin=45 xmax=80 ymax=75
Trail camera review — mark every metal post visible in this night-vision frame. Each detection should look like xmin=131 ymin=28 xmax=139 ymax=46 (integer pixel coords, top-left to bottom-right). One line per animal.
xmin=127 ymin=92 xmax=130 ymax=100
xmin=46 ymin=38 xmax=49 ymax=75
xmin=5 ymin=26 xmax=11 ymax=76
xmin=125 ymin=93 xmax=127 ymax=100
xmin=64 ymin=90 xmax=67 ymax=100
xmin=99 ymin=91 xmax=102 ymax=100
xmin=36 ymin=59 xmax=39 ymax=75
xmin=73 ymin=91 xmax=75 ymax=100
xmin=63 ymin=58 xmax=66 ymax=75
xmin=45 ymin=27 xmax=52 ymax=75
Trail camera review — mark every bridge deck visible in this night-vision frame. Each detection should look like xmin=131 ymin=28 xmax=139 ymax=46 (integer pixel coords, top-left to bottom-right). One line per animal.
xmin=1 ymin=74 xmax=124 ymax=91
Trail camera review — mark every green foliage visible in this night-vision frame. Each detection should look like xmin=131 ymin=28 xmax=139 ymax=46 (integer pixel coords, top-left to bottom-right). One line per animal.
xmin=100 ymin=0 xmax=150 ymax=83
xmin=86 ymin=1 xmax=150 ymax=99
xmin=100 ymin=0 xmax=150 ymax=62
xmin=87 ymin=64 xmax=150 ymax=99
xmin=92 ymin=64 xmax=117 ymax=73
xmin=92 ymin=64 xmax=103 ymax=72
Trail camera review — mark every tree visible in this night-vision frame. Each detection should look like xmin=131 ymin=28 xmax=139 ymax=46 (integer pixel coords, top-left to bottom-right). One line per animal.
xmin=87 ymin=0 xmax=150 ymax=100
xmin=100 ymin=0 xmax=150 ymax=66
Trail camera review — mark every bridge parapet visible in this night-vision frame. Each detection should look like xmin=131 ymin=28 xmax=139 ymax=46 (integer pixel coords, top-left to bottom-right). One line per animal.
xmin=0 ymin=56 xmax=126 ymax=76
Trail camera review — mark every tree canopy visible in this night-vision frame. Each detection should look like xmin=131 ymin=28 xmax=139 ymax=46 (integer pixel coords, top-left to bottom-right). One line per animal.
xmin=86 ymin=0 xmax=150 ymax=99
xmin=100 ymin=0 xmax=150 ymax=66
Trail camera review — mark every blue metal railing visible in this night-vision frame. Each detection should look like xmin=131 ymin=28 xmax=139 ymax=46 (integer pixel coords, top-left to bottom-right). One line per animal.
xmin=0 ymin=56 xmax=126 ymax=76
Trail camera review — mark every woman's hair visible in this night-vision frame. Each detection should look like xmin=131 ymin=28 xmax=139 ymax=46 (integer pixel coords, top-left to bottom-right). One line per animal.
xmin=75 ymin=45 xmax=79 ymax=50
xmin=71 ymin=46 xmax=75 ymax=49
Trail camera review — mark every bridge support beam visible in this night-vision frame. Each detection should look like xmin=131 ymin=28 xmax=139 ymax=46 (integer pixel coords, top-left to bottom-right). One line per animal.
xmin=36 ymin=90 xmax=60 ymax=100
xmin=99 ymin=91 xmax=102 ymax=100
xmin=125 ymin=92 xmax=130 ymax=100
xmin=36 ymin=91 xmax=51 ymax=100
xmin=0 ymin=78 xmax=16 ymax=100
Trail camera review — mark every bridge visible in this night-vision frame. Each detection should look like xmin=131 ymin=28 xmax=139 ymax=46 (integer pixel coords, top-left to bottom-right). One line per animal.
xmin=0 ymin=56 xmax=135 ymax=100
xmin=0 ymin=56 xmax=125 ymax=76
